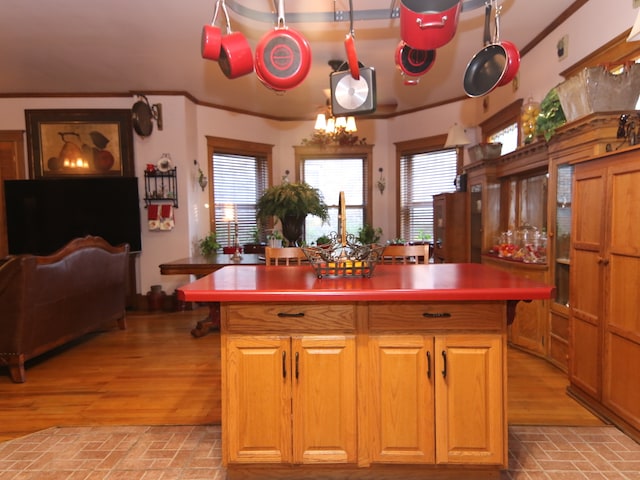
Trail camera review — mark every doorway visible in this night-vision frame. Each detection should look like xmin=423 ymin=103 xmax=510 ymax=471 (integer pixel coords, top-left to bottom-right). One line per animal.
xmin=0 ymin=131 xmax=26 ymax=257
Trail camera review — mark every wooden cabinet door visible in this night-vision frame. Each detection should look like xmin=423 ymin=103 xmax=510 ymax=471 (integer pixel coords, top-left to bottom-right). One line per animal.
xmin=433 ymin=193 xmax=470 ymax=263
xmin=225 ymin=335 xmax=292 ymax=464
xmin=434 ymin=334 xmax=505 ymax=466
xmin=369 ymin=335 xmax=435 ymax=464
xmin=570 ymin=164 xmax=606 ymax=399
xmin=433 ymin=196 xmax=446 ymax=263
xmin=603 ymin=160 xmax=640 ymax=430
xmin=292 ymin=335 xmax=357 ymax=464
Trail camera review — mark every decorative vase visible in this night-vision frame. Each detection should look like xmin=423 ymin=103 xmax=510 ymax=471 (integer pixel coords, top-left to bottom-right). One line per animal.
xmin=281 ymin=214 xmax=306 ymax=246
xmin=147 ymin=285 xmax=166 ymax=312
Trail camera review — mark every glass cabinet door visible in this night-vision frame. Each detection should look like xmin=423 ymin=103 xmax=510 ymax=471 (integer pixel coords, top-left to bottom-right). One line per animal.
xmin=554 ymin=163 xmax=573 ymax=308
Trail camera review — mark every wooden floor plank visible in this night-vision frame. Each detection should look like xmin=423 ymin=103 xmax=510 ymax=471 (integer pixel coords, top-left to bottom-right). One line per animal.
xmin=0 ymin=308 xmax=603 ymax=443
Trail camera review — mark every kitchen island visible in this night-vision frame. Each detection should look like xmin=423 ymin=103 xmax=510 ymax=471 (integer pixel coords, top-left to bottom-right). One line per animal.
xmin=178 ymin=263 xmax=554 ymax=480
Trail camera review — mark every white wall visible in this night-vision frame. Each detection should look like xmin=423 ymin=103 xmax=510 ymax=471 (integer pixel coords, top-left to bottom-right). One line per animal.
xmin=1 ymin=0 xmax=636 ymax=294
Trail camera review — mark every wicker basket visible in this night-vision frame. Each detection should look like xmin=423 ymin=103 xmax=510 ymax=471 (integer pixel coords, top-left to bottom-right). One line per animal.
xmin=468 ymin=143 xmax=502 ymax=162
xmin=302 ymin=233 xmax=385 ymax=278
xmin=556 ymin=65 xmax=640 ymax=122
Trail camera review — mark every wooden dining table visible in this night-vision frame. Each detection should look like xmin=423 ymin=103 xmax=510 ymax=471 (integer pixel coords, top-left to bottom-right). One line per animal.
xmin=159 ymin=253 xmax=264 ymax=336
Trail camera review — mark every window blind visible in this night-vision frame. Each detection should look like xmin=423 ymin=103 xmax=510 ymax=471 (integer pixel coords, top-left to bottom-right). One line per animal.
xmin=212 ymin=153 xmax=268 ymax=246
xmin=400 ymin=149 xmax=457 ymax=241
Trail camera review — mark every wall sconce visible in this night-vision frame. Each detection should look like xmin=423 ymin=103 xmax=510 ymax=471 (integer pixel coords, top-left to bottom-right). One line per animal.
xmin=377 ymin=167 xmax=386 ymax=195
xmin=194 ymin=159 xmax=208 ymax=191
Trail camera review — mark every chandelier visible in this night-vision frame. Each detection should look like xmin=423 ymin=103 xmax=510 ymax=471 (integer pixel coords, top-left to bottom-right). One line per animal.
xmin=314 ymin=112 xmax=357 ymax=135
xmin=304 ymin=109 xmax=361 ymax=146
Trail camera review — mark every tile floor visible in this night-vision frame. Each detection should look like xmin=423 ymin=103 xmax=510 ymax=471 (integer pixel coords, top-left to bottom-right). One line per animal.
xmin=0 ymin=424 xmax=638 ymax=479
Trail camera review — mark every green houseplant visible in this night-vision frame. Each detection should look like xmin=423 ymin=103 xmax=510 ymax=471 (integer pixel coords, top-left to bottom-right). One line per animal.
xmin=257 ymin=182 xmax=329 ymax=246
xmin=536 ymin=87 xmax=567 ymax=142
xmin=198 ymin=232 xmax=220 ymax=256
xmin=356 ymin=224 xmax=383 ymax=245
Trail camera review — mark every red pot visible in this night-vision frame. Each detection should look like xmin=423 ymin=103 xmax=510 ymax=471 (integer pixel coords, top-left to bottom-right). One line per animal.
xmin=201 ymin=25 xmax=222 ymax=61
xmin=219 ymin=31 xmax=254 ymax=79
xmin=201 ymin=0 xmax=223 ymax=61
xmin=395 ymin=41 xmax=436 ymax=79
xmin=400 ymin=0 xmax=462 ymax=51
xmin=254 ymin=0 xmax=311 ymax=91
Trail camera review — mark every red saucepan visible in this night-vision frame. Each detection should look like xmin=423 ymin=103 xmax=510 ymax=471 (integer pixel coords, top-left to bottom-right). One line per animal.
xmin=217 ymin=0 xmax=254 ymax=79
xmin=395 ymin=40 xmax=436 ymax=85
xmin=400 ymin=0 xmax=462 ymax=51
xmin=254 ymin=0 xmax=311 ymax=91
xmin=344 ymin=0 xmax=360 ymax=80
xmin=201 ymin=0 xmax=222 ymax=61
xmin=463 ymin=2 xmax=520 ymax=97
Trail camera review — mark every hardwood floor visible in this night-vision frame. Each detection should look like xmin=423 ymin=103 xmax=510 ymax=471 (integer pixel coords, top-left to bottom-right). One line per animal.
xmin=0 ymin=307 xmax=604 ymax=443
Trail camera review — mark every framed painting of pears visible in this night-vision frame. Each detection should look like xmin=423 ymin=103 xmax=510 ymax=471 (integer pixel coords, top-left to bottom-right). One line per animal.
xmin=25 ymin=109 xmax=134 ymax=178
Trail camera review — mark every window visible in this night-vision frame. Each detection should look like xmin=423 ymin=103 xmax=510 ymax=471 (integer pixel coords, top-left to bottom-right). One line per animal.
xmin=294 ymin=145 xmax=372 ymax=244
xmin=396 ymin=136 xmax=458 ymax=242
xmin=488 ymin=123 xmax=518 ymax=155
xmin=480 ymin=99 xmax=523 ymax=155
xmin=399 ymin=150 xmax=458 ymax=241
xmin=206 ymin=137 xmax=272 ymax=246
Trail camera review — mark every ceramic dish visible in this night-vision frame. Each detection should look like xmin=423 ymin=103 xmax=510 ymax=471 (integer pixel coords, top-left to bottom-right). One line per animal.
xmin=157 ymin=156 xmax=172 ymax=172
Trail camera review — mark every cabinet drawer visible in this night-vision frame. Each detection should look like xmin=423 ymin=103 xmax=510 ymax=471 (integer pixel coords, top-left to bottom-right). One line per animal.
xmin=224 ymin=302 xmax=356 ymax=333
xmin=369 ymin=302 xmax=504 ymax=332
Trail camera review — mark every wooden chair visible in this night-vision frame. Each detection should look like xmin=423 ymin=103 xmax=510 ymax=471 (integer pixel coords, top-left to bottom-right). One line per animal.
xmin=264 ymin=246 xmax=307 ymax=266
xmin=381 ymin=244 xmax=430 ymax=264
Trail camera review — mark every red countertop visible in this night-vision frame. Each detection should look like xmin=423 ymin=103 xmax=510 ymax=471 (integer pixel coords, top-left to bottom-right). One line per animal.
xmin=177 ymin=263 xmax=554 ymax=303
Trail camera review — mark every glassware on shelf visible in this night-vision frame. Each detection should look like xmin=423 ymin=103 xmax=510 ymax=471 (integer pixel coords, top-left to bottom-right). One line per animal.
xmin=495 ymin=226 xmax=547 ymax=263
xmin=498 ymin=230 xmax=516 ymax=258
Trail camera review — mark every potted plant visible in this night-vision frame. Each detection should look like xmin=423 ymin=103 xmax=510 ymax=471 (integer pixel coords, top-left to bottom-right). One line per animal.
xmin=267 ymin=230 xmax=284 ymax=248
xmin=198 ymin=232 xmax=220 ymax=257
xmin=356 ymin=224 xmax=383 ymax=245
xmin=243 ymin=228 xmax=266 ymax=254
xmin=257 ymin=182 xmax=329 ymax=246
xmin=316 ymin=234 xmax=331 ymax=246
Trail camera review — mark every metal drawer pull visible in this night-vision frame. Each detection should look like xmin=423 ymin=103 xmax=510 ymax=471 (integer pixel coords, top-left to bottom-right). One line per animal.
xmin=295 ymin=352 xmax=300 ymax=380
xmin=423 ymin=312 xmax=452 ymax=318
xmin=426 ymin=351 xmax=431 ymax=379
xmin=441 ymin=350 xmax=447 ymax=378
xmin=282 ymin=351 xmax=287 ymax=379
xmin=277 ymin=312 xmax=305 ymax=317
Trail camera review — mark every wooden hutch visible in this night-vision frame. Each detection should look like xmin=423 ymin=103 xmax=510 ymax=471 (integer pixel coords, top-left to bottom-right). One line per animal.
xmin=465 ymin=112 xmax=623 ymax=370
xmin=465 ymin=112 xmax=640 ymax=442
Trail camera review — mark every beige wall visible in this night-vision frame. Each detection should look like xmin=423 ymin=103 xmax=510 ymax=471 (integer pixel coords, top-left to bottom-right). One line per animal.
xmin=0 ymin=0 xmax=635 ymax=293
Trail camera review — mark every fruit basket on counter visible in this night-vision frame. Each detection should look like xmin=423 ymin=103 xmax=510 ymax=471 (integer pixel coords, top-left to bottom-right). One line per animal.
xmin=302 ymin=233 xmax=385 ymax=278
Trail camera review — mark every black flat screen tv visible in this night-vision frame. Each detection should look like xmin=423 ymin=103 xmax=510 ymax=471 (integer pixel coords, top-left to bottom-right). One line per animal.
xmin=4 ymin=177 xmax=142 ymax=255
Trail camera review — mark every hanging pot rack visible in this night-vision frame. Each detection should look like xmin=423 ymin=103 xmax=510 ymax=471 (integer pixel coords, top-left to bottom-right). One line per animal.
xmin=223 ymin=0 xmax=487 ymax=24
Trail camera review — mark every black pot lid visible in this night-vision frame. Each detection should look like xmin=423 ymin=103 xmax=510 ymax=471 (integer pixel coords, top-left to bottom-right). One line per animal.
xmin=132 ymin=100 xmax=153 ymax=137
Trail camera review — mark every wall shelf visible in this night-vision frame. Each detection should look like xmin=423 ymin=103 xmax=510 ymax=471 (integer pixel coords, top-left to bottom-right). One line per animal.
xmin=144 ymin=167 xmax=178 ymax=208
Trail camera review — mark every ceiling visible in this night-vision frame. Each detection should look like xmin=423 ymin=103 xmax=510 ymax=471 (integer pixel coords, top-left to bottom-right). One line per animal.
xmin=0 ymin=0 xmax=581 ymax=121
